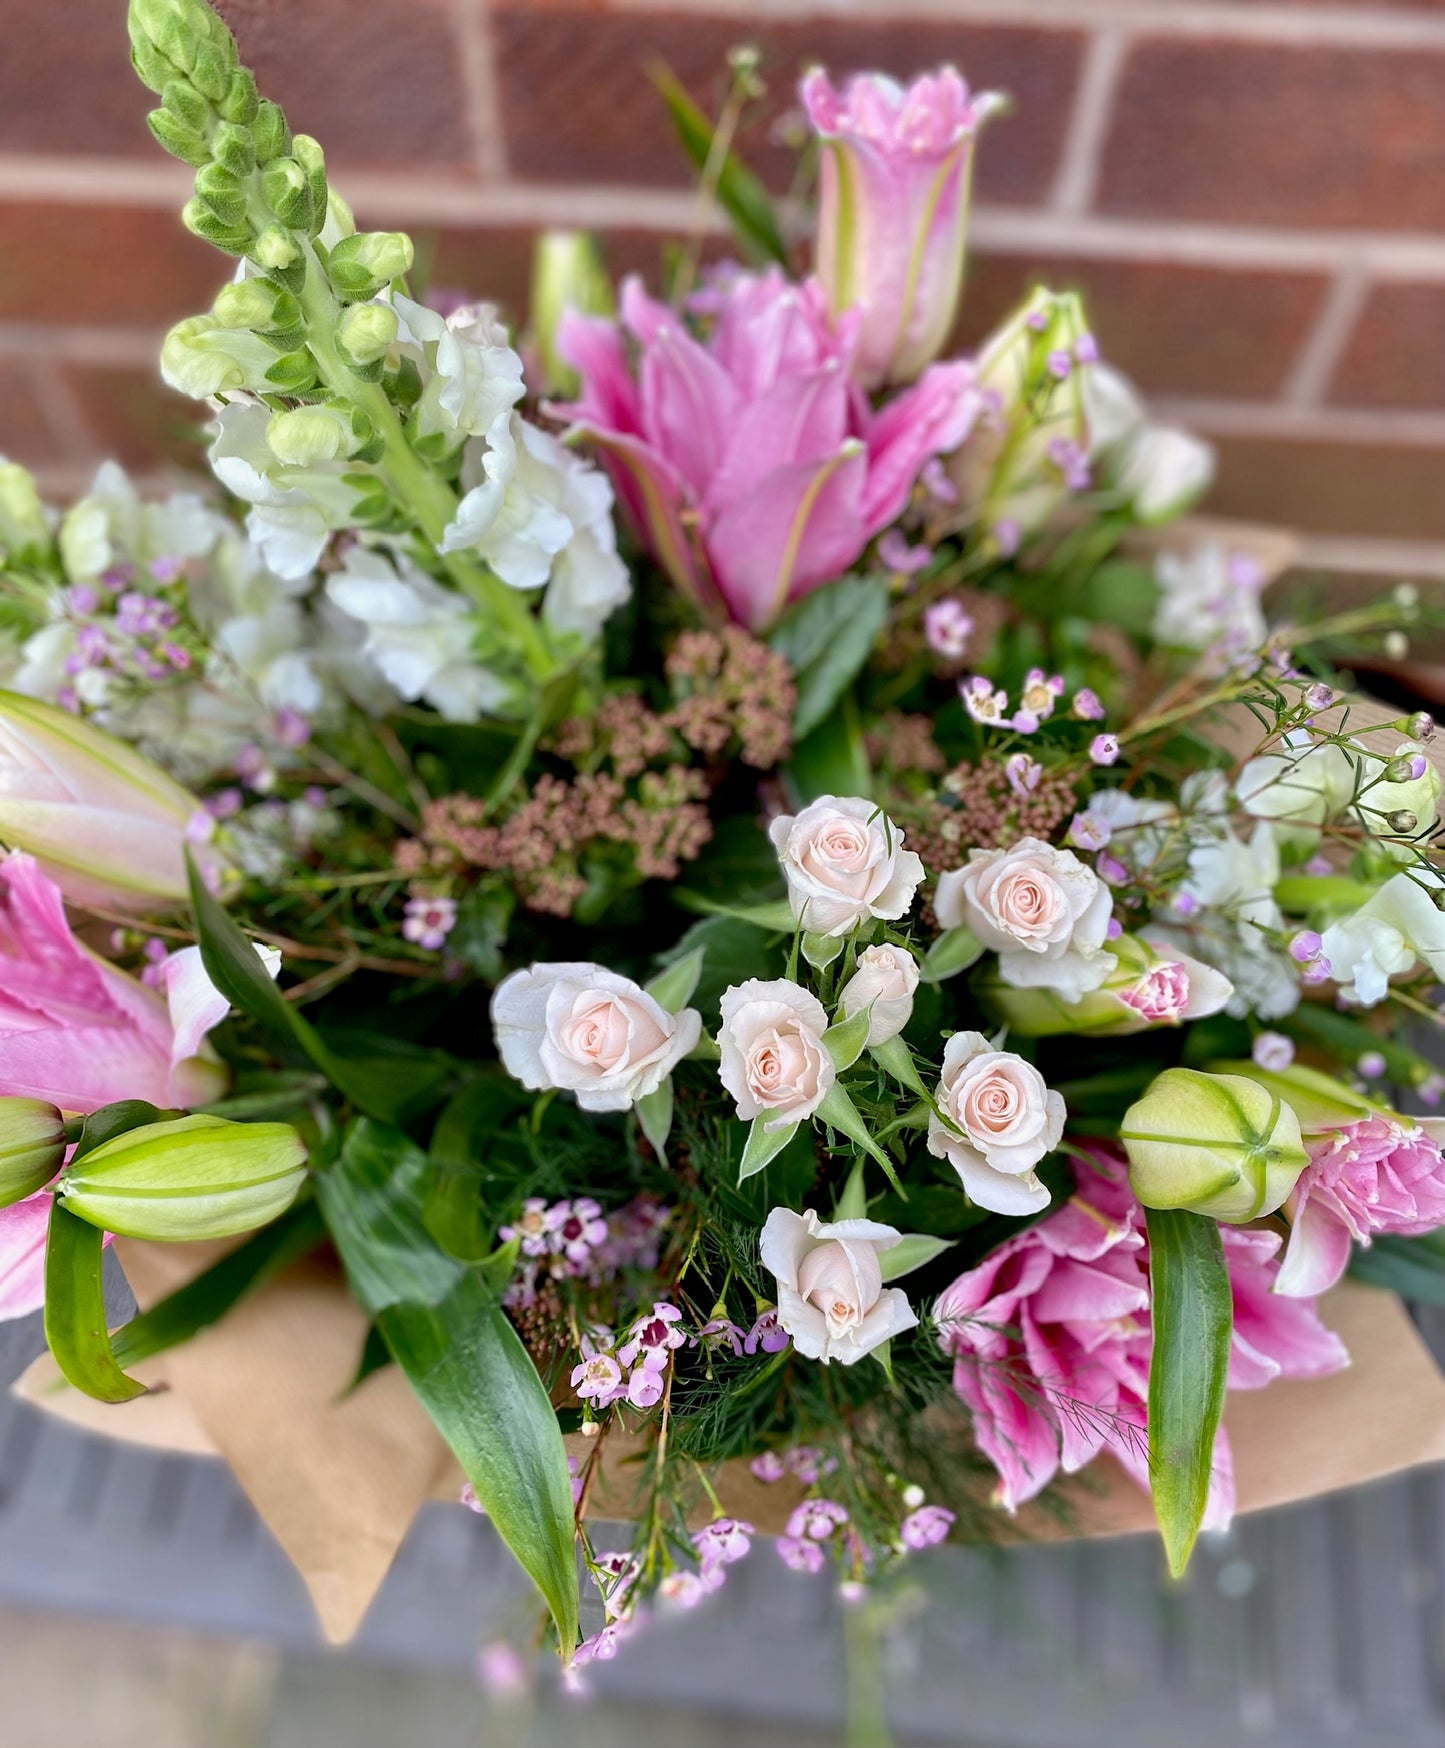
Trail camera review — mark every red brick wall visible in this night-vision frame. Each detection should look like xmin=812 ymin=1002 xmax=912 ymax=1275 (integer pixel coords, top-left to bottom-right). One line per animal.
xmin=5 ymin=0 xmax=1445 ymax=579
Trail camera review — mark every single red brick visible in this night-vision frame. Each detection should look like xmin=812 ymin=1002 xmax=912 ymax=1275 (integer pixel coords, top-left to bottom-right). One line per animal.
xmin=1206 ymin=434 xmax=1445 ymax=541
xmin=59 ymin=365 xmax=210 ymax=475
xmin=0 ymin=203 xmax=224 ymax=326
xmin=955 ymin=252 xmax=1327 ymax=400
xmin=212 ymin=0 xmax=476 ymax=172
xmin=1328 ymin=282 xmax=1445 ymax=408
xmin=0 ymin=0 xmax=154 ymax=158
xmin=1099 ymin=39 xmax=1445 ymax=230
xmin=0 ymin=358 xmax=68 ymax=466
xmin=492 ymin=7 xmax=1082 ymax=206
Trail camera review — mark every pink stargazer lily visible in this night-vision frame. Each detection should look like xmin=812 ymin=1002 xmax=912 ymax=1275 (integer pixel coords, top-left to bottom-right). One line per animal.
xmin=802 ymin=66 xmax=1006 ymax=389
xmin=1275 ymin=1115 xmax=1445 ymax=1298
xmin=554 ymin=269 xmax=979 ymax=632
xmin=935 ymin=1153 xmax=1347 ymax=1520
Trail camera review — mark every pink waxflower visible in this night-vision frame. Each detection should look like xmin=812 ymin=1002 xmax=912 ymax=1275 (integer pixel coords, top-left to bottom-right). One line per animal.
xmin=899 ymin=1504 xmax=955 ymax=1549
xmin=923 ymin=597 xmax=974 ymax=661
xmin=0 ymin=852 xmax=240 ymax=1118
xmin=802 ymin=66 xmax=1006 ymax=389
xmin=555 ymin=269 xmax=980 ymax=631
xmin=787 ymin=1498 xmax=850 ymax=1541
xmin=617 ymin=1300 xmax=687 ymax=1367
xmin=693 ymin=1518 xmax=755 ymax=1568
xmin=750 ymin=1451 xmax=787 ymax=1483
xmin=935 ymin=1153 xmax=1346 ymax=1519
xmin=777 ymin=1536 xmax=827 ymax=1575
xmin=1276 ymin=1115 xmax=1445 ymax=1298
xmin=571 ymin=1348 xmax=624 ymax=1405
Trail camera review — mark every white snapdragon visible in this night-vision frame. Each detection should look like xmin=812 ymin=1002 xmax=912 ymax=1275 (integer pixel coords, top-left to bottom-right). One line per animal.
xmin=210 ymin=402 xmax=368 ymax=580
xmin=1236 ymin=731 xmax=1356 ymax=829
xmin=1321 ymin=868 xmax=1445 ymax=1006
xmin=1152 ymin=542 xmax=1267 ymax=658
xmin=390 ymin=295 xmax=526 ymax=445
xmin=58 ymin=461 xmax=219 ymax=583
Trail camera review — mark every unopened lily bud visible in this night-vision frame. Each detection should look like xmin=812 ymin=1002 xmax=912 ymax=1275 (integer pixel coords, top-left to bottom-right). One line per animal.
xmin=253 ymin=223 xmax=301 ymax=272
xmin=57 ymin=1114 xmax=307 ymax=1242
xmin=161 ymin=315 xmax=277 ymax=398
xmin=182 ymin=196 xmax=252 ymax=256
xmin=0 ymin=690 xmax=212 ymax=910
xmin=529 ymin=231 xmax=614 ymax=395
xmin=250 ymin=98 xmax=290 ymax=164
xmin=336 ymin=300 xmax=399 ymax=369
xmin=0 ymin=1098 xmax=66 ymax=1210
xmin=0 ymin=462 xmax=52 ymax=562
xmin=986 ymin=936 xmax=1233 ymax=1038
xmin=267 ymin=401 xmax=369 ymax=467
xmin=327 ymin=231 xmax=414 ymax=301
xmin=1120 ymin=1068 xmax=1308 ymax=1223
xmin=147 ymin=105 xmax=210 ymax=167
xmin=262 ymin=158 xmax=312 ymax=229
xmin=213 ymin=277 xmax=295 ymax=332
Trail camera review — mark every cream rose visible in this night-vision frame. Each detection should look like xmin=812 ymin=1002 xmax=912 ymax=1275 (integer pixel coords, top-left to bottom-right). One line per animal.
xmin=769 ymin=795 xmax=925 ymax=937
xmin=927 ymin=1032 xmax=1064 ymax=1214
xmin=934 ymin=836 xmax=1115 ymax=1001
xmin=759 ymin=1207 xmax=918 ymax=1365
xmin=717 ymin=980 xmax=835 ymax=1131
xmin=837 ymin=944 xmax=920 ymax=1045
xmin=491 ymin=962 xmax=700 ymax=1111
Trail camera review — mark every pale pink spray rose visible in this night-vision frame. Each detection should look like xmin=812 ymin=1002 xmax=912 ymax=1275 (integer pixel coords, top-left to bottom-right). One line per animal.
xmin=769 ymin=796 xmax=925 ymax=937
xmin=1275 ymin=1115 xmax=1445 ymax=1298
xmin=926 ymin=1031 xmax=1064 ymax=1214
xmin=935 ymin=1154 xmax=1347 ymax=1518
xmin=491 ymin=962 xmax=701 ymax=1112
xmin=554 ymin=269 xmax=980 ymax=631
xmin=838 ymin=943 xmax=920 ymax=1045
xmin=934 ymin=836 xmax=1116 ymax=1002
xmin=759 ymin=1205 xmax=918 ymax=1365
xmin=801 ymin=66 xmax=1006 ymax=390
xmin=717 ymin=979 xmax=835 ymax=1131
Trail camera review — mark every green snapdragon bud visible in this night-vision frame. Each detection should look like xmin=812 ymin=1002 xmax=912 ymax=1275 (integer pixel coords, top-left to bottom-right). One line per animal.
xmin=57 ymin=1114 xmax=307 ymax=1242
xmin=147 ymin=107 xmax=209 ymax=166
xmin=128 ymin=0 xmax=237 ymax=93
xmin=253 ymin=223 xmax=301 ymax=272
xmin=211 ymin=119 xmax=256 ymax=178
xmin=0 ymin=1098 xmax=66 ymax=1210
xmin=213 ymin=277 xmax=298 ymax=333
xmin=262 ymin=157 xmax=312 ymax=230
xmin=263 ymin=349 xmax=320 ymax=393
xmin=160 ymin=75 xmax=211 ymax=134
xmin=194 ymin=160 xmax=247 ymax=226
xmin=267 ymin=400 xmax=372 ymax=466
xmin=0 ymin=461 xmax=53 ymax=562
xmin=335 ymin=300 xmax=399 ymax=370
xmin=292 ymin=134 xmax=328 ymax=237
xmin=182 ymin=196 xmax=252 ymax=255
xmin=219 ymin=66 xmax=259 ymax=127
xmin=326 ymin=231 xmax=414 ymax=301
xmin=1121 ymin=1068 xmax=1308 ymax=1223
xmin=250 ymin=98 xmax=290 ymax=165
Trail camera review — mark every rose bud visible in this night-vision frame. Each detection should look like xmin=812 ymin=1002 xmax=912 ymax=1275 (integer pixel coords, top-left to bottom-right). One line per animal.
xmin=1120 ymin=1068 xmax=1308 ymax=1223
xmin=837 ymin=944 xmax=920 ymax=1045
xmin=759 ymin=1206 xmax=918 ymax=1365
xmin=769 ymin=796 xmax=925 ymax=939
xmin=57 ymin=1114 xmax=307 ymax=1241
xmin=0 ymin=1098 xmax=66 ymax=1210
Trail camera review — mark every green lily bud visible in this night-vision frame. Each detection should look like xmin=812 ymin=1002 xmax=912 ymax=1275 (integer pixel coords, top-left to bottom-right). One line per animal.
xmin=335 ymin=300 xmax=399 ymax=370
xmin=182 ymin=196 xmax=252 ymax=255
xmin=213 ymin=277 xmax=298 ymax=333
xmin=0 ymin=462 xmax=53 ymax=562
xmin=57 ymin=1114 xmax=307 ymax=1242
xmin=267 ymin=401 xmax=367 ymax=466
xmin=253 ymin=223 xmax=301 ymax=272
xmin=529 ymin=230 xmax=614 ymax=395
xmin=194 ymin=160 xmax=247 ymax=226
xmin=1121 ymin=1068 xmax=1308 ymax=1223
xmin=0 ymin=1098 xmax=66 ymax=1210
xmin=1215 ymin=1060 xmax=1373 ymax=1137
xmin=147 ymin=107 xmax=209 ymax=167
xmin=250 ymin=98 xmax=290 ymax=165
xmin=262 ymin=158 xmax=312 ymax=230
xmin=326 ymin=231 xmax=414 ymax=301
xmin=219 ymin=66 xmax=259 ymax=127
xmin=161 ymin=315 xmax=277 ymax=397
xmin=211 ymin=119 xmax=256 ymax=179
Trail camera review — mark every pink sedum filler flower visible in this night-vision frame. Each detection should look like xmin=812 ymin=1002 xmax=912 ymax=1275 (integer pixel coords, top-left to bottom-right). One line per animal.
xmin=555 ymin=270 xmax=979 ymax=631
xmin=802 ymin=66 xmax=1006 ymax=389
xmin=935 ymin=1153 xmax=1347 ymax=1518
xmin=1276 ymin=1116 xmax=1445 ymax=1298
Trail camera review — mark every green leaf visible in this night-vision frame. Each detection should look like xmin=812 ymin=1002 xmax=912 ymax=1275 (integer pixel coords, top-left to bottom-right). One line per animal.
xmin=879 ymin=1233 xmax=954 ymax=1282
xmin=635 ymin=1079 xmax=674 ymax=1157
xmin=869 ymin=1034 xmax=933 ymax=1101
xmin=1145 ymin=1207 xmax=1233 ymax=1579
xmin=785 ymin=693 xmax=871 ymax=806
xmin=316 ymin=1119 xmax=464 ymax=1315
xmin=815 ymin=1083 xmax=905 ymax=1196
xmin=822 ymin=1003 xmax=873 ymax=1073
xmin=674 ymin=893 xmax=795 ymax=931
xmin=770 ymin=576 xmax=890 ymax=740
xmin=644 ymin=946 xmax=705 ymax=1014
xmin=346 ymin=1322 xmax=393 ymax=1394
xmin=803 ymin=930 xmax=845 ymax=971
xmin=423 ymin=1079 xmax=500 ymax=1264
xmin=186 ymin=852 xmax=403 ymax=1122
xmin=111 ymin=1196 xmax=326 ymax=1370
xmin=1349 ymin=1230 xmax=1445 ymax=1304
xmin=68 ymin=1100 xmax=171 ymax=1160
xmin=739 ymin=1116 xmax=799 ymax=1182
xmin=834 ymin=1157 xmax=867 ymax=1222
xmin=380 ymin=1273 xmax=579 ymax=1652
xmin=655 ymin=914 xmax=786 ymax=1029
xmin=921 ymin=926 xmax=985 ymax=984
xmin=44 ymin=1200 xmax=146 ymax=1403
xmin=650 ymin=62 xmax=788 ymax=267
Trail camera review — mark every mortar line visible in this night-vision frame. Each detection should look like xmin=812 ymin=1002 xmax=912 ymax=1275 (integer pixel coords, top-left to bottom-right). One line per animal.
xmin=1280 ymin=265 xmax=1372 ymax=407
xmin=1049 ymin=28 xmax=1129 ymax=215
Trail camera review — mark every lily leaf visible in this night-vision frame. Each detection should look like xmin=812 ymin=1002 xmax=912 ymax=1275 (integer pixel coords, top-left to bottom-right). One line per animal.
xmin=1145 ymin=1206 xmax=1233 ymax=1579
xmin=44 ymin=1201 xmax=146 ymax=1403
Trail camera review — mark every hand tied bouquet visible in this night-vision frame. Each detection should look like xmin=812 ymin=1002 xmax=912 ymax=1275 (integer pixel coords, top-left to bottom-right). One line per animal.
xmin=2 ymin=0 xmax=1444 ymax=1678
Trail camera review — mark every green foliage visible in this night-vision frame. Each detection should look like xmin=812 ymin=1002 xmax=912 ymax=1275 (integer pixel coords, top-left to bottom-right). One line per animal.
xmin=45 ymin=1203 xmax=147 ymax=1403
xmin=770 ymin=575 xmax=891 ymax=740
xmin=1349 ymin=1229 xmax=1445 ymax=1304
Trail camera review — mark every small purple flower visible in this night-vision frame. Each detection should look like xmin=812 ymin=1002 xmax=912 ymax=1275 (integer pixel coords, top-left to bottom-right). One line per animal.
xmin=593 ymin=1550 xmax=641 ymax=1621
xmin=1046 ymin=347 xmax=1072 ymax=380
xmin=1253 ymin=1031 xmax=1295 ymax=1072
xmin=1358 ymin=1051 xmax=1388 ymax=1081
xmin=961 ymin=675 xmax=1010 ymax=726
xmin=1304 ymin=683 xmax=1337 ymax=713
xmin=625 ymin=1350 xmax=670 ymax=1410
xmin=1074 ymin=331 xmax=1099 ymax=364
xmin=744 ymin=1309 xmax=790 ymax=1355
xmin=185 ymin=808 xmax=217 ymax=846
xmin=900 ymin=1505 xmax=955 ymax=1550
xmin=568 ymin=1454 xmax=583 ymax=1506
xmin=693 ymin=1518 xmax=755 ymax=1568
xmin=696 ymin=1316 xmax=746 ymax=1357
xmin=1420 ymin=1072 xmax=1445 ymax=1107
xmin=923 ymin=597 xmax=974 ymax=661
xmin=1105 ymin=915 xmax=1123 ymax=942
xmin=66 ymin=583 xmax=99 ymax=616
xmin=402 ymin=894 xmax=457 ymax=951
xmin=750 ymin=1451 xmax=787 ymax=1483
xmin=658 ymin=1570 xmax=712 ymax=1610
xmin=571 ymin=1351 xmax=624 ymax=1404
xmin=787 ymin=1499 xmax=850 ymax=1541
xmin=877 ymin=530 xmax=932 ymax=575
xmin=549 ymin=1197 xmax=609 ymax=1264
xmin=1046 ymin=436 xmax=1090 ymax=492
xmin=148 ymin=555 xmax=186 ymax=584
xmin=1304 ymin=853 xmax=1334 ymax=876
xmin=460 ymin=1482 xmax=485 ymax=1516
xmin=1289 ymin=929 xmax=1324 ymax=964
xmin=1089 ymin=733 xmax=1120 ymax=767
xmin=921 ymin=457 xmax=958 ymax=506
xmin=777 ymin=1536 xmax=827 ymax=1575
xmin=206 ymin=787 xmax=243 ymax=820
xmin=1005 ymin=752 xmax=1042 ymax=797
xmin=786 ymin=1445 xmax=836 ymax=1485
xmin=1071 ymin=687 xmax=1106 ymax=722
xmin=1096 ymin=851 xmax=1130 ymax=886
xmin=273 ymin=707 xmax=310 ymax=749
xmin=1172 ymin=890 xmax=1199 ymax=919
xmin=991 ymin=517 xmax=1020 ymax=557
xmin=1301 ymin=956 xmax=1334 ymax=985
xmin=618 ymin=1301 xmax=686 ymax=1367
xmin=1068 ymin=810 xmax=1111 ymax=852
xmin=475 ymin=1639 xmax=530 ymax=1697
